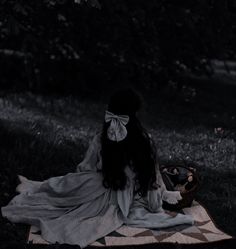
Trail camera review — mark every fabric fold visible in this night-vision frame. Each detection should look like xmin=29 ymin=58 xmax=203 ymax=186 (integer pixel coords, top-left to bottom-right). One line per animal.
xmin=1 ymin=133 xmax=194 ymax=247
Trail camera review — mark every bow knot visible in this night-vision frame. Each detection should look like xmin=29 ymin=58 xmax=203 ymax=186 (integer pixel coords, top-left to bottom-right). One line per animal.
xmin=105 ymin=110 xmax=129 ymax=142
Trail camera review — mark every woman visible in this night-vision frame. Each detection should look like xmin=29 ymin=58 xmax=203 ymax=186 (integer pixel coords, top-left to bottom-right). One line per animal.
xmin=1 ymin=88 xmax=194 ymax=247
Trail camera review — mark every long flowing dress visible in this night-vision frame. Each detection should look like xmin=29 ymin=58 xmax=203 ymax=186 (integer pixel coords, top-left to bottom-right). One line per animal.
xmin=1 ymin=132 xmax=194 ymax=247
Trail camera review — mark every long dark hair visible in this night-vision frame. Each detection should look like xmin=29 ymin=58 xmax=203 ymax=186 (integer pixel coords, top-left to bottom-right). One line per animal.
xmin=101 ymin=88 xmax=158 ymax=197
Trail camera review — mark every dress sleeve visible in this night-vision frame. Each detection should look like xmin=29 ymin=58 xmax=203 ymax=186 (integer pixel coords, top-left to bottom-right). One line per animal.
xmin=155 ymin=163 xmax=183 ymax=205
xmin=76 ymin=133 xmax=102 ymax=172
xmin=146 ymin=163 xmax=182 ymax=213
xmin=155 ymin=163 xmax=167 ymax=194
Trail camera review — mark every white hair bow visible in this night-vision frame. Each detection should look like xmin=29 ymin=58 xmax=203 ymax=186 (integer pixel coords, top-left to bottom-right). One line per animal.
xmin=105 ymin=110 xmax=129 ymax=142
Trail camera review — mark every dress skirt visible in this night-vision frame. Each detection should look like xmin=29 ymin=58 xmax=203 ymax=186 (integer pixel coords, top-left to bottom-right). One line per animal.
xmin=1 ymin=134 xmax=194 ymax=247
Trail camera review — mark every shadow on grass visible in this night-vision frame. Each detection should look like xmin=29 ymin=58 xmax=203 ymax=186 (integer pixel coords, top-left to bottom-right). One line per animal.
xmin=0 ymin=120 xmax=88 ymax=244
xmin=141 ymin=82 xmax=236 ymax=136
xmin=196 ymin=166 xmax=236 ymax=237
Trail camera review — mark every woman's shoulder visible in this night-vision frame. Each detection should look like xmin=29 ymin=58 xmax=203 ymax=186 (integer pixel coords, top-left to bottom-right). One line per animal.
xmin=93 ymin=131 xmax=102 ymax=140
xmin=90 ymin=131 xmax=102 ymax=147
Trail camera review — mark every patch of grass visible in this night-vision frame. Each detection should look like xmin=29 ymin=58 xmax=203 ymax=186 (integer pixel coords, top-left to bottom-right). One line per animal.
xmin=195 ymin=167 xmax=236 ymax=236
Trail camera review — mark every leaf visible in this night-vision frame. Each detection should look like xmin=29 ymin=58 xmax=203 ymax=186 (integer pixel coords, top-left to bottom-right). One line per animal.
xmin=88 ymin=0 xmax=101 ymax=9
xmin=57 ymin=14 xmax=66 ymax=21
xmin=13 ymin=3 xmax=28 ymax=16
xmin=74 ymin=0 xmax=82 ymax=4
xmin=75 ymin=0 xmax=101 ymax=9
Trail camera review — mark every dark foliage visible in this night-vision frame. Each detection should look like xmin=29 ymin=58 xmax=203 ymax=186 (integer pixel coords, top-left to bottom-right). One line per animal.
xmin=0 ymin=0 xmax=236 ymax=94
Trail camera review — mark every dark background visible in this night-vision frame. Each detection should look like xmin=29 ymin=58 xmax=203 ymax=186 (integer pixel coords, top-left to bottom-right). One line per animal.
xmin=1 ymin=0 xmax=236 ymax=95
xmin=0 ymin=0 xmax=236 ymax=248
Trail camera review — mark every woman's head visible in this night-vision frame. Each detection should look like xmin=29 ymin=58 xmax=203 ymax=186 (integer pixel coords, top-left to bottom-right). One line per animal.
xmin=101 ymin=88 xmax=158 ymax=196
xmin=107 ymin=88 xmax=142 ymax=116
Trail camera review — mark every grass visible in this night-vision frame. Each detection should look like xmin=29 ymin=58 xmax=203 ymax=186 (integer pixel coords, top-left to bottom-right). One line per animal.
xmin=0 ymin=86 xmax=236 ymax=247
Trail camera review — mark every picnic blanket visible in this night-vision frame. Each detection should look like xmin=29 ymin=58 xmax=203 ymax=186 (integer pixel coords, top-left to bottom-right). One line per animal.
xmin=27 ymin=200 xmax=233 ymax=247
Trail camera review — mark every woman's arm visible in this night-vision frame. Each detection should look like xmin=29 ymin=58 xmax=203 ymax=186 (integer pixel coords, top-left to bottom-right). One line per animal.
xmin=147 ymin=163 xmax=182 ymax=213
xmin=76 ymin=133 xmax=102 ymax=172
xmin=155 ymin=163 xmax=182 ymax=204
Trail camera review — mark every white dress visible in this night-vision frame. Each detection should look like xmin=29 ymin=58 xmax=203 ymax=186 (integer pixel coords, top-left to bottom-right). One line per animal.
xmin=1 ymin=132 xmax=194 ymax=247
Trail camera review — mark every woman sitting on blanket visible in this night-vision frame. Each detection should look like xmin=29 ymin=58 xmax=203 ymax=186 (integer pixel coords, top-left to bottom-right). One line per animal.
xmin=1 ymin=88 xmax=194 ymax=247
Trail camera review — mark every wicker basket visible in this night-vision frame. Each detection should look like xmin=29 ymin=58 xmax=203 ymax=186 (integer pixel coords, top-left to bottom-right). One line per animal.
xmin=160 ymin=164 xmax=200 ymax=211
